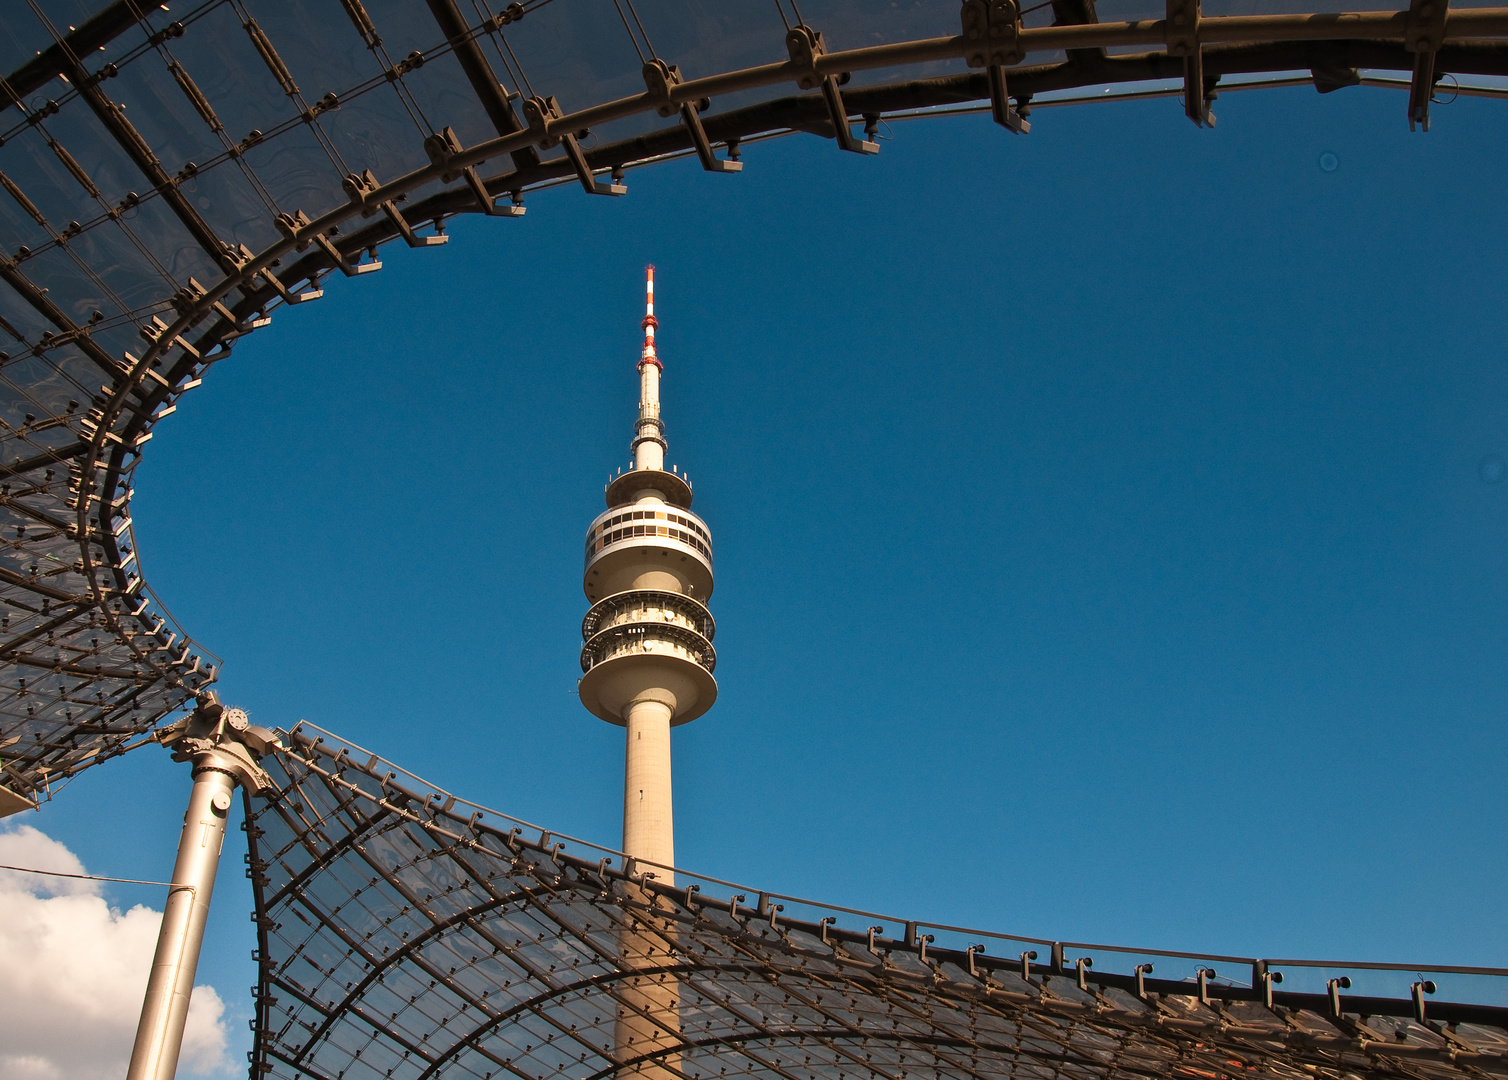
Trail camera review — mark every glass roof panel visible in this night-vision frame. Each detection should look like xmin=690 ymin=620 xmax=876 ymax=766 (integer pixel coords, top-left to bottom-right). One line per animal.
xmin=236 ymin=724 xmax=1508 ymax=1080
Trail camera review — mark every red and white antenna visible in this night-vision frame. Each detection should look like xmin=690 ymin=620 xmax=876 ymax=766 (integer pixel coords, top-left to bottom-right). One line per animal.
xmin=640 ymin=264 xmax=660 ymax=371
xmin=633 ymin=265 xmax=666 ymax=470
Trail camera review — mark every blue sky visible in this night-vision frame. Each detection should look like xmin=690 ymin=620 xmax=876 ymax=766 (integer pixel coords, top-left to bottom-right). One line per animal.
xmin=19 ymin=80 xmax=1508 ymax=1065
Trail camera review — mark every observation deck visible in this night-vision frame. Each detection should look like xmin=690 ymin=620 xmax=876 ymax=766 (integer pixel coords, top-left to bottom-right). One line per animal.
xmin=605 ymin=463 xmax=693 ymax=508
xmin=583 ymin=502 xmax=713 ymax=603
xmin=579 ymin=589 xmax=717 ymax=727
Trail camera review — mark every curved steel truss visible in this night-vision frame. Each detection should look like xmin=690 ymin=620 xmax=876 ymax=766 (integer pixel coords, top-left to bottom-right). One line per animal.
xmin=2 ymin=0 xmax=1508 ymax=805
xmin=246 ymin=724 xmax=1508 ymax=1080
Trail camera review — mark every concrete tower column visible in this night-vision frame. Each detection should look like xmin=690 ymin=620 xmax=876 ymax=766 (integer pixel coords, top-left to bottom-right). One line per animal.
xmin=623 ymin=698 xmax=675 ymax=876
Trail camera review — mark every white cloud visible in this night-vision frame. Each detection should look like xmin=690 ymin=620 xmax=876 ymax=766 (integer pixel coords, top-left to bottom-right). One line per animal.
xmin=0 ymin=823 xmax=234 ymax=1079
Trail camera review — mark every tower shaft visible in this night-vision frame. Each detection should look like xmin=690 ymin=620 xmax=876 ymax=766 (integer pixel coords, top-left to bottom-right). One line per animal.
xmin=623 ymin=698 xmax=675 ymax=876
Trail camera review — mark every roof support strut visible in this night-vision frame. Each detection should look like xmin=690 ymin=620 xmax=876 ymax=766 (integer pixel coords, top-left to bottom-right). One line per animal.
xmin=962 ymin=0 xmax=1031 ymax=133
xmin=1167 ymin=0 xmax=1215 ymax=127
xmin=1406 ymin=0 xmax=1450 ymax=129
xmin=787 ymin=26 xmax=879 ymax=154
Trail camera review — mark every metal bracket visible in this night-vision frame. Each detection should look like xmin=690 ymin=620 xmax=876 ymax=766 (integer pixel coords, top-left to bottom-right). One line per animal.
xmin=0 ymin=780 xmax=36 ymax=817
xmin=344 ymin=168 xmax=448 ymax=245
xmin=522 ymin=96 xmax=625 ymax=195
xmin=158 ymin=690 xmax=281 ymax=793
xmin=786 ymin=26 xmax=877 ymax=154
xmin=961 ymin=0 xmax=1029 ymax=133
xmin=210 ymin=298 xmax=271 ymax=335
xmin=382 ymin=202 xmax=447 ymax=247
xmin=1327 ymin=975 xmax=1351 ymax=1017
xmin=273 ymin=209 xmax=314 ymax=251
xmin=1196 ymin=966 xmax=1217 ymax=1006
xmin=1166 ymin=0 xmax=1215 ymax=127
xmin=1412 ymin=979 xmax=1437 ymax=1023
xmin=1258 ymin=968 xmax=1283 ymax=1010
xmin=255 ymin=263 xmax=322 ymax=305
xmin=312 ymin=232 xmax=382 ymax=277
xmin=1405 ymin=0 xmax=1449 ymax=130
xmin=341 ymin=168 xmax=382 ymax=215
xmin=643 ymin=60 xmax=742 ymax=173
xmin=283 ymin=209 xmax=383 ymax=277
xmin=423 ymin=126 xmax=525 ymax=216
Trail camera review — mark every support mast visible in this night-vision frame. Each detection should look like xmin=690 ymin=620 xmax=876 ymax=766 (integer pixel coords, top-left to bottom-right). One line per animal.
xmin=127 ymin=695 xmax=280 ymax=1080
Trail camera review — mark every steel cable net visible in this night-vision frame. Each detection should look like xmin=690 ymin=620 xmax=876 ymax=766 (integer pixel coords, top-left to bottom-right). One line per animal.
xmin=246 ymin=726 xmax=1508 ymax=1080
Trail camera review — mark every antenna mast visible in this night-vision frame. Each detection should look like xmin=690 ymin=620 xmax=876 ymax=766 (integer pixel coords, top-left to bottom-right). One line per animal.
xmin=634 ymin=265 xmax=665 ymax=470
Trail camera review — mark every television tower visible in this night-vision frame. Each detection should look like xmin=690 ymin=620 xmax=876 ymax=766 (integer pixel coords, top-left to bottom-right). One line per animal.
xmin=580 ymin=267 xmax=715 ymax=1078
xmin=579 ymin=265 xmax=717 ymax=876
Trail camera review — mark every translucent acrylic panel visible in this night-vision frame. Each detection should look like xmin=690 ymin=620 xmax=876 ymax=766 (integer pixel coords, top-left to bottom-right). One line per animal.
xmin=170 ymin=162 xmax=284 ymax=258
xmin=0 ymin=346 xmax=102 ymax=422
xmin=0 ymin=8 xmax=50 ymax=76
xmin=51 ymin=217 xmax=179 ymax=320
xmin=236 ymin=122 xmax=349 ymax=225
xmin=382 ymin=40 xmax=514 ymax=150
xmin=163 ymin=2 xmax=303 ymax=150
xmin=497 ymin=0 xmax=651 ymax=112
xmin=238 ymin=0 xmax=398 ymax=110
xmin=353 ymin=0 xmax=459 ymax=57
xmin=110 ymin=193 xmax=226 ymax=291
xmin=628 ymin=0 xmax=791 ymax=80
xmin=0 ymin=281 xmax=62 ymax=345
xmin=35 ymin=0 xmax=108 ymax=34
xmin=313 ymin=78 xmax=436 ymax=185
xmin=39 ymin=93 xmax=177 ymax=211
xmin=0 ymin=357 xmax=75 ymax=427
xmin=43 ymin=346 xmax=116 ymax=410
xmin=0 ymin=164 xmax=56 ymax=256
xmin=21 ymin=243 xmax=133 ymax=330
xmin=79 ymin=321 xmax=148 ymax=378
xmin=103 ymin=47 xmax=238 ymax=184
xmin=0 ymin=125 xmax=114 ymax=237
xmin=794 ymin=0 xmax=963 ymax=50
